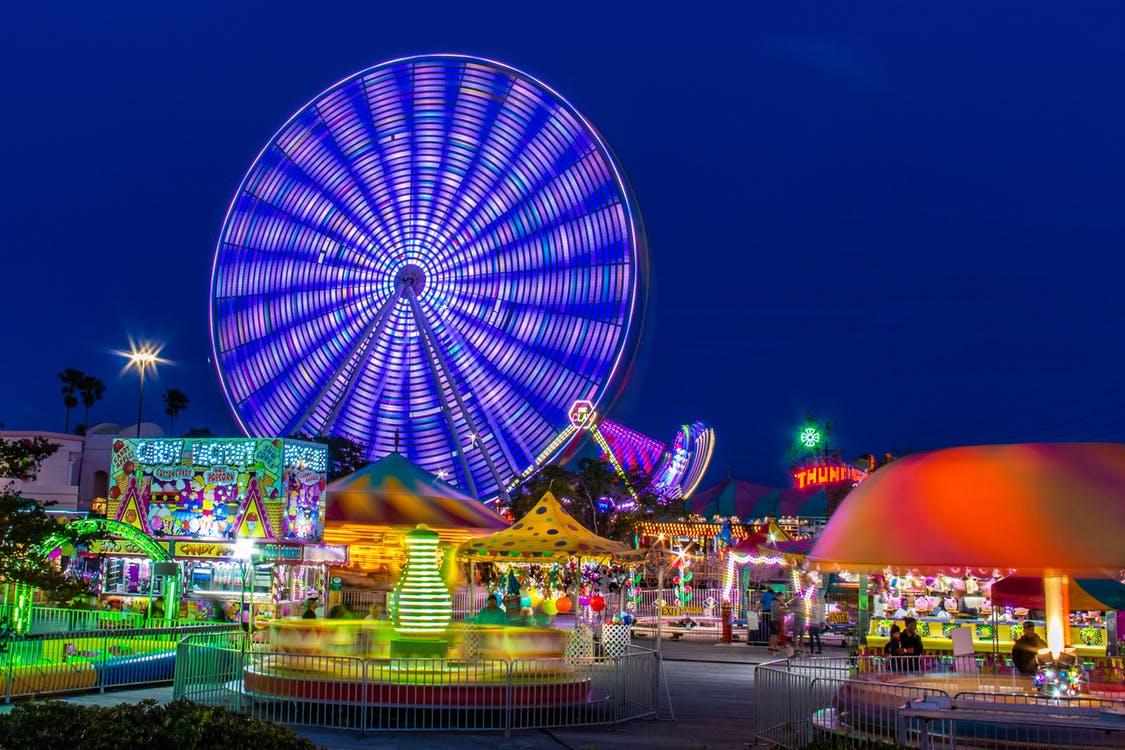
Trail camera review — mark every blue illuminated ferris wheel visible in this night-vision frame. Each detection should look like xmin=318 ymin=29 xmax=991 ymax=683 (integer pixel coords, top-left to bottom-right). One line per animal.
xmin=210 ymin=55 xmax=645 ymax=502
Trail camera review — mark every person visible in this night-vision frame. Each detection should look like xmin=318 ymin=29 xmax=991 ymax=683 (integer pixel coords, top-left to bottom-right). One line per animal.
xmin=473 ymin=595 xmax=508 ymax=625
xmin=1011 ymin=622 xmax=1048 ymax=675
xmin=147 ymin=596 xmax=166 ymax=621
xmin=807 ymin=595 xmax=826 ymax=654
xmin=365 ymin=601 xmax=387 ymax=621
xmin=760 ymin=588 xmax=778 ymax=650
xmin=327 ymin=603 xmax=353 ymax=619
xmin=302 ymin=597 xmax=319 ymax=619
xmin=772 ymin=596 xmax=790 ymax=653
xmin=899 ymin=616 xmax=924 ymax=670
xmin=884 ymin=624 xmax=904 ymax=670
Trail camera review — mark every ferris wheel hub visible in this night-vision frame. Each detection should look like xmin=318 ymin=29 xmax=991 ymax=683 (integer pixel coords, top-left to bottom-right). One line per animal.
xmin=395 ymin=264 xmax=427 ymax=295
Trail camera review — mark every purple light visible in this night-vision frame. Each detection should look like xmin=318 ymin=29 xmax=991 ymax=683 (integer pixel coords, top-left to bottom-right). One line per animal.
xmin=210 ymin=55 xmax=644 ymax=501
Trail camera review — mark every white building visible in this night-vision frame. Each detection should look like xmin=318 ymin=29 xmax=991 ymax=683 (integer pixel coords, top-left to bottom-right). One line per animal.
xmin=1 ymin=422 xmax=164 ymax=512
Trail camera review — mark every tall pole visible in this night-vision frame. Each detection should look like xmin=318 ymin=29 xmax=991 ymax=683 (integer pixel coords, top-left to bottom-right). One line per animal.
xmin=135 ymin=363 xmax=145 ymax=438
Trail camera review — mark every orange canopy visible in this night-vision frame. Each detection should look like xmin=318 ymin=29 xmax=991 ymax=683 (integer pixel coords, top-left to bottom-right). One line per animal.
xmin=807 ymin=443 xmax=1125 ymax=577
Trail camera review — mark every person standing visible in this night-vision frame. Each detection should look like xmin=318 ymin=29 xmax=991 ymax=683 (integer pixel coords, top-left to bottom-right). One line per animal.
xmin=1011 ymin=622 xmax=1048 ymax=674
xmin=808 ymin=595 xmax=826 ymax=654
xmin=760 ymin=588 xmax=778 ymax=650
xmin=899 ymin=616 xmax=924 ymax=670
xmin=301 ymin=597 xmax=319 ymax=619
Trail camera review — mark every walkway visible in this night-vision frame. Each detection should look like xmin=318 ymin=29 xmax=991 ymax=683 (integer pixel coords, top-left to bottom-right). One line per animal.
xmin=45 ymin=639 xmax=843 ymax=749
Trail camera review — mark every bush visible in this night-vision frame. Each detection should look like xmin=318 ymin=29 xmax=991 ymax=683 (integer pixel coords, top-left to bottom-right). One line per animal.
xmin=0 ymin=699 xmax=322 ymax=750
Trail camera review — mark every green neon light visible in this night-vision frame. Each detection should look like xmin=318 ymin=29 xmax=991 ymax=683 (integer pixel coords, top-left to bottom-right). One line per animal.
xmin=799 ymin=427 xmax=821 ymax=449
xmin=393 ymin=524 xmax=453 ymax=638
xmin=39 ymin=518 xmax=172 ymax=561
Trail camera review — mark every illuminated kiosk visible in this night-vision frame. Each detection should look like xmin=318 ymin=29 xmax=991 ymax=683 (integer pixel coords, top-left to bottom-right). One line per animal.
xmin=242 ymin=525 xmax=589 ymax=707
xmin=796 ymin=443 xmax=1125 ymax=744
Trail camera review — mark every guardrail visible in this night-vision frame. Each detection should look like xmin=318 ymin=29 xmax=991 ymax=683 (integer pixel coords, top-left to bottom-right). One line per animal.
xmin=174 ymin=635 xmax=660 ymax=737
xmin=1 ymin=623 xmax=240 ymax=703
xmin=756 ymin=654 xmax=1125 ymax=749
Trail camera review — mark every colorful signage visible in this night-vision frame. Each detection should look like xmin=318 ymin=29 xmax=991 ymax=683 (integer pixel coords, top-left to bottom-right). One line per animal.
xmin=108 ymin=438 xmax=328 ymax=543
xmin=791 ymin=459 xmax=868 ymax=490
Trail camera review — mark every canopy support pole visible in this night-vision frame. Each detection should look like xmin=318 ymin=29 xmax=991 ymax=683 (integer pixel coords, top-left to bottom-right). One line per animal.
xmin=1043 ymin=570 xmax=1071 ymax=658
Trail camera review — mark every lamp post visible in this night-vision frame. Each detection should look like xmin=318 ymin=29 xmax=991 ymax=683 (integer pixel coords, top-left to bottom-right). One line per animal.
xmin=233 ymin=537 xmax=256 ymax=648
xmin=123 ymin=345 xmax=162 ymax=438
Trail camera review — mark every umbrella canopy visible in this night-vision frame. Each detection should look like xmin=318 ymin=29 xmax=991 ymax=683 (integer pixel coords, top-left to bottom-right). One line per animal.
xmin=807 ymin=443 xmax=1125 ymax=576
xmin=325 ymin=452 xmax=506 ymax=530
xmin=457 ymin=492 xmax=632 ymax=562
xmin=991 ymin=576 xmax=1125 ymax=611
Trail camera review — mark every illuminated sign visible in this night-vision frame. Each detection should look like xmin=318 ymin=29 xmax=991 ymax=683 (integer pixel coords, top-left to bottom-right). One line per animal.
xmin=799 ymin=427 xmax=821 ymax=449
xmin=88 ymin=539 xmax=150 ymax=557
xmin=173 ymin=542 xmax=236 ymax=558
xmin=791 ymin=460 xmax=868 ymax=490
xmin=568 ymin=400 xmax=595 ymax=428
xmin=108 ymin=437 xmax=328 ymax=543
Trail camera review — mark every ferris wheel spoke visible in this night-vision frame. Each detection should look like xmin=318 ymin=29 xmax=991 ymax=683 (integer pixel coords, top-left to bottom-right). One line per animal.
xmin=243 ymin=146 xmax=387 ymax=270
xmin=428 ymin=117 xmax=605 ymax=273
xmin=405 ymin=287 xmax=512 ymax=501
xmin=313 ymin=82 xmax=417 ymax=256
xmin=288 ymin=285 xmax=405 ymax=436
xmin=436 ymin=301 xmax=602 ymax=425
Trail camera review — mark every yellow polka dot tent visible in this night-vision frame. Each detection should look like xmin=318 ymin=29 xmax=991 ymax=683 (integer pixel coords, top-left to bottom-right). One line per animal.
xmin=457 ymin=492 xmax=633 ymax=563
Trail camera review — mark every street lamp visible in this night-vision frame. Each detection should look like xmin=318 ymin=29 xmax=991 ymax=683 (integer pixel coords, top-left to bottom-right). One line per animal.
xmin=233 ymin=537 xmax=256 ymax=647
xmin=120 ymin=343 xmax=166 ymax=437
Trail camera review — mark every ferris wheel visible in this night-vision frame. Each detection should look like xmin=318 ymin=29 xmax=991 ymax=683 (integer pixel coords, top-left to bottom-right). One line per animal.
xmin=210 ymin=54 xmax=645 ymax=501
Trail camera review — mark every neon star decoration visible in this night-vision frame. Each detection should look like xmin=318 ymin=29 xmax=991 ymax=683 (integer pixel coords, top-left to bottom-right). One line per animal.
xmin=210 ymin=55 xmax=644 ymax=502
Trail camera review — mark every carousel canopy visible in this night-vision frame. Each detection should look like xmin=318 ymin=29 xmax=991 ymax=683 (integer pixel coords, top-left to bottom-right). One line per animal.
xmin=325 ymin=452 xmax=507 ymax=530
xmin=456 ymin=492 xmax=632 ymax=562
xmin=991 ymin=576 xmax=1125 ymax=611
xmin=807 ymin=443 xmax=1125 ymax=576
xmin=689 ymin=478 xmax=827 ymax=519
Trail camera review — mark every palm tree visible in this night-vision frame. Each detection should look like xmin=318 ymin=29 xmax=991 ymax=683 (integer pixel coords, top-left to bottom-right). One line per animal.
xmin=58 ymin=368 xmax=85 ymax=433
xmin=78 ymin=375 xmax=106 ymax=433
xmin=162 ymin=389 xmax=189 ymax=436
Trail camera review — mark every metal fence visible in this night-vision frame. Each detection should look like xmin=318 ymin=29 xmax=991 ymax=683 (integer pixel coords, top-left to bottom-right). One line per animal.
xmin=174 ymin=635 xmax=660 ymax=736
xmin=1 ymin=624 xmax=240 ymax=703
xmin=0 ymin=604 xmax=147 ymax=633
xmin=756 ymin=654 xmax=1125 ymax=749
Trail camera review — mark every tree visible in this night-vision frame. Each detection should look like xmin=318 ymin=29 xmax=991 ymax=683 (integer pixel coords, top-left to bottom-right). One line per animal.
xmin=161 ymin=389 xmax=189 ymax=436
xmin=505 ymin=457 xmax=683 ymax=542
xmin=288 ymin=433 xmax=371 ymax=481
xmin=78 ymin=374 xmax=106 ymax=433
xmin=0 ymin=435 xmax=99 ymax=603
xmin=58 ymin=368 xmax=85 ymax=433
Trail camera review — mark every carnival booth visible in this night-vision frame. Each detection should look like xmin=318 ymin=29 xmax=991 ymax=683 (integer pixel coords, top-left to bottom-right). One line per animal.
xmin=102 ymin=437 xmax=337 ymax=625
xmin=323 ymin=452 xmax=507 ymax=611
xmin=808 ymin=443 xmax=1125 ymax=694
xmin=456 ymin=492 xmax=638 ymax=657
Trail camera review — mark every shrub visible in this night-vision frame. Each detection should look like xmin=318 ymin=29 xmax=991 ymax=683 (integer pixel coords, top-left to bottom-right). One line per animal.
xmin=0 ymin=699 xmax=322 ymax=750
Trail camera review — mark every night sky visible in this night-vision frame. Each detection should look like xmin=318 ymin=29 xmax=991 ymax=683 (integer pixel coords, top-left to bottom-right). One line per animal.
xmin=3 ymin=3 xmax=1123 ymax=488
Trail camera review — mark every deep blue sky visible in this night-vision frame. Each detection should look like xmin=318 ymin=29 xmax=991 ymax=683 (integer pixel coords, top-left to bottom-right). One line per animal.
xmin=3 ymin=2 xmax=1123 ymax=488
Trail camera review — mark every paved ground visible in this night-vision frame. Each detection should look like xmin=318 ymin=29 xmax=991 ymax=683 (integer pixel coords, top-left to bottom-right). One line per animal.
xmin=40 ymin=638 xmax=847 ymax=749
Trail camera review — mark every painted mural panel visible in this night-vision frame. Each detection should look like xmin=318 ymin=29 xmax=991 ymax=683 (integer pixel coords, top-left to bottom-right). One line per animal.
xmin=107 ymin=438 xmax=327 ymax=542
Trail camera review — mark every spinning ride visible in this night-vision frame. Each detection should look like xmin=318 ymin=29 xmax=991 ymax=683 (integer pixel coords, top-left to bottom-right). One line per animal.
xmin=211 ymin=55 xmax=646 ymax=502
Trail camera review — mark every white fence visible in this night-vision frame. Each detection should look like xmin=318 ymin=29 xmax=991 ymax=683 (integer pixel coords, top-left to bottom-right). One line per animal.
xmin=175 ymin=635 xmax=661 ymax=736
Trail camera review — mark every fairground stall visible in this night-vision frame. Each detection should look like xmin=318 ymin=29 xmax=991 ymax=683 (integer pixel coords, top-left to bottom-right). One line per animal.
xmin=322 ymin=451 xmax=508 ymax=615
xmin=98 ymin=437 xmax=342 ymax=624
